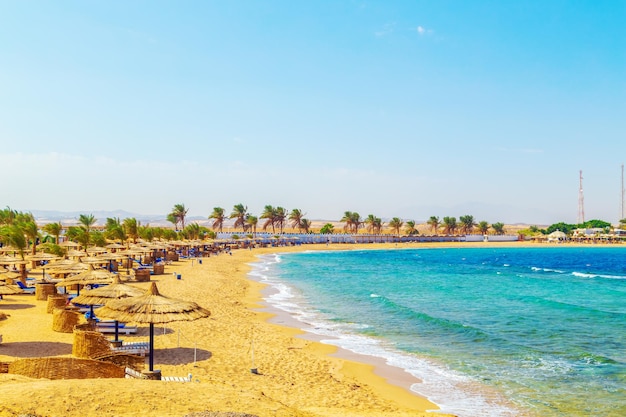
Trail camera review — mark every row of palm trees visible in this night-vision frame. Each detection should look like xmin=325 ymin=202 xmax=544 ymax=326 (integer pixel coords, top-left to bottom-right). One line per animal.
xmin=167 ymin=204 xmax=507 ymax=236
xmin=0 ymin=207 xmax=216 ymax=257
xmin=168 ymin=203 xmax=314 ymax=235
xmin=1 ymin=204 xmax=510 ymax=257
xmin=339 ymin=211 xmax=505 ymax=236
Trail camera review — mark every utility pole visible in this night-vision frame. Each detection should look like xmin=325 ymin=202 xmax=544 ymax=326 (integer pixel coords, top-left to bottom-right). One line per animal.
xmin=578 ymin=170 xmax=585 ymax=224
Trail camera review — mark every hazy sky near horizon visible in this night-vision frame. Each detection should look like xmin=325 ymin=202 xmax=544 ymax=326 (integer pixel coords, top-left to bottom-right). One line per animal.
xmin=1 ymin=1 xmax=625 ymax=225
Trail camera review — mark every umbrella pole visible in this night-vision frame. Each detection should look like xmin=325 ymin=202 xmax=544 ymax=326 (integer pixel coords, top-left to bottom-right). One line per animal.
xmin=149 ymin=322 xmax=155 ymax=372
xmin=114 ymin=320 xmax=119 ymax=342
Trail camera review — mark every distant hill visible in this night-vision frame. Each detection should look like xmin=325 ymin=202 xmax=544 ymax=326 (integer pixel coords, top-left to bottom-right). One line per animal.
xmin=30 ymin=209 xmax=169 ymax=226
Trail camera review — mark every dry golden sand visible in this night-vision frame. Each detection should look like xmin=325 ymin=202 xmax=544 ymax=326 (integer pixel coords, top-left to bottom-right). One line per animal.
xmin=0 ymin=241 xmax=538 ymax=417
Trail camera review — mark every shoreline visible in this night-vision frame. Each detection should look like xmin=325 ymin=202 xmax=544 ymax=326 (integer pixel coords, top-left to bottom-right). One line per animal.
xmin=252 ymin=261 xmax=438 ymax=412
xmin=246 ymin=242 xmax=537 ymax=416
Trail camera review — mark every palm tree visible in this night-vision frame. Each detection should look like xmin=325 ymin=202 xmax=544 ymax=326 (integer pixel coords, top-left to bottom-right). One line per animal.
xmin=427 ymin=216 xmax=440 ymax=234
xmin=0 ymin=224 xmax=27 ymax=259
xmin=78 ymin=214 xmax=96 ymax=231
xmin=105 ymin=217 xmax=126 ymax=243
xmin=0 ymin=207 xmax=17 ymax=225
xmin=0 ymin=224 xmax=29 ymax=280
xmin=300 ymin=218 xmax=312 ymax=233
xmin=261 ymin=205 xmax=277 ymax=233
xmin=341 ymin=211 xmax=362 ymax=234
xmin=459 ymin=215 xmax=476 ymax=235
xmin=492 ymin=222 xmax=506 ymax=235
xmin=364 ymin=214 xmax=378 ymax=234
xmin=209 ymin=207 xmax=226 ymax=233
xmin=166 ymin=213 xmax=179 ymax=230
xmin=246 ymin=215 xmax=258 ymax=236
xmin=441 ymin=216 xmax=458 ymax=235
xmin=123 ymin=217 xmax=140 ymax=243
xmin=274 ymin=207 xmax=288 ymax=233
xmin=478 ymin=221 xmax=490 ymax=235
xmin=66 ymin=226 xmax=91 ymax=248
xmin=91 ymin=231 xmax=107 ymax=247
xmin=169 ymin=204 xmax=189 ymax=230
xmin=289 ymin=209 xmax=305 ymax=232
xmin=43 ymin=221 xmax=63 ymax=244
xmin=404 ymin=220 xmax=418 ymax=236
xmin=341 ymin=211 xmax=354 ymax=233
xmin=388 ymin=217 xmax=404 ymax=235
xmin=230 ymin=204 xmax=248 ymax=232
xmin=22 ymin=221 xmax=40 ymax=255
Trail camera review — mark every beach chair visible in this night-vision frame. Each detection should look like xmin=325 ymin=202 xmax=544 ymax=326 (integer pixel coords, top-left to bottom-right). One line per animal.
xmin=162 ymin=373 xmax=192 ymax=382
xmin=96 ymin=321 xmax=138 ymax=335
xmin=112 ymin=341 xmax=149 ymax=356
xmin=15 ymin=281 xmax=35 ymax=294
xmin=124 ymin=367 xmax=147 ymax=379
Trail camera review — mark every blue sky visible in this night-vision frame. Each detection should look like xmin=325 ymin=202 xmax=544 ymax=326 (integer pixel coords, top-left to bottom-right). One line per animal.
xmin=1 ymin=1 xmax=625 ymax=225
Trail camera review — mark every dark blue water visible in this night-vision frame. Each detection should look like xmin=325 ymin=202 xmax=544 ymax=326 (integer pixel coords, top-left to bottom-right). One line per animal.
xmin=251 ymin=247 xmax=626 ymax=417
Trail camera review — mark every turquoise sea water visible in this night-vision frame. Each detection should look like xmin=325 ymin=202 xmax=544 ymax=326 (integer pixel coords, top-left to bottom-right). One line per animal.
xmin=250 ymin=247 xmax=626 ymax=417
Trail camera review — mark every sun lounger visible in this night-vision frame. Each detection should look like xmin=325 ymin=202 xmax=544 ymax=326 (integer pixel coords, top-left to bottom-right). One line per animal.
xmin=124 ymin=367 xmax=192 ymax=382
xmin=124 ymin=367 xmax=147 ymax=379
xmin=15 ymin=281 xmax=35 ymax=294
xmin=96 ymin=323 xmax=138 ymax=334
xmin=112 ymin=342 xmax=149 ymax=356
xmin=162 ymin=373 xmax=192 ymax=382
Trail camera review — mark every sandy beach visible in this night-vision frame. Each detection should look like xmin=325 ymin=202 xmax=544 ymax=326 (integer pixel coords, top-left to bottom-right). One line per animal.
xmin=0 ymin=241 xmax=540 ymax=417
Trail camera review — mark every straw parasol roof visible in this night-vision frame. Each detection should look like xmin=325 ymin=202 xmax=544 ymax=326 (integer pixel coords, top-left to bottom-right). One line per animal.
xmin=66 ymin=249 xmax=89 ymax=258
xmin=96 ymin=253 xmax=125 ymax=261
xmin=96 ymin=282 xmax=210 ymax=324
xmin=55 ymin=266 xmax=116 ymax=288
xmin=48 ymin=261 xmax=90 ymax=275
xmin=59 ymin=240 xmax=80 ymax=248
xmin=0 ymin=255 xmax=26 ymax=265
xmin=86 ymin=246 xmax=108 ymax=254
xmin=0 ymin=271 xmax=21 ymax=282
xmin=71 ymin=275 xmax=143 ymax=306
xmin=105 ymin=242 xmax=126 ymax=249
xmin=95 ymin=282 xmax=210 ymax=372
xmin=72 ymin=275 xmax=144 ymax=339
xmin=79 ymin=256 xmax=107 ymax=265
xmin=0 ymin=284 xmax=22 ymax=296
xmin=26 ymin=253 xmax=60 ymax=262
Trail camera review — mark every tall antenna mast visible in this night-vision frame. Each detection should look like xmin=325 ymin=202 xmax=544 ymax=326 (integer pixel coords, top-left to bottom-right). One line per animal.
xmin=578 ymin=170 xmax=585 ymax=224
xmin=619 ymin=164 xmax=625 ymax=220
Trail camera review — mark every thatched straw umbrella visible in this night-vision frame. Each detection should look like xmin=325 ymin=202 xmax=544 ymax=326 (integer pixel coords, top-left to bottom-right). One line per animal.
xmin=95 ymin=282 xmax=210 ymax=373
xmin=48 ymin=260 xmax=90 ymax=275
xmin=26 ymin=253 xmax=60 ymax=280
xmin=71 ymin=275 xmax=143 ymax=342
xmin=86 ymin=246 xmax=108 ymax=255
xmin=105 ymin=243 xmax=126 ymax=249
xmin=0 ymin=271 xmax=21 ymax=283
xmin=0 ymin=283 xmax=22 ymax=298
xmin=59 ymin=240 xmax=80 ymax=248
xmin=55 ymin=266 xmax=115 ymax=296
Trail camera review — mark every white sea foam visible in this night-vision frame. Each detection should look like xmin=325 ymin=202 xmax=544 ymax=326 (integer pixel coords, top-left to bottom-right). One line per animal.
xmin=572 ymin=271 xmax=626 ymax=279
xmin=531 ymin=266 xmax=565 ymax=273
xmin=250 ymin=255 xmax=520 ymax=417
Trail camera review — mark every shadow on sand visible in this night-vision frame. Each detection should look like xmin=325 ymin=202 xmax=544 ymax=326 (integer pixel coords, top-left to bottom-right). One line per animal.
xmin=153 ymin=347 xmax=212 ymax=365
xmin=0 ymin=302 xmax=37 ymax=310
xmin=0 ymin=341 xmax=73 ymax=357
